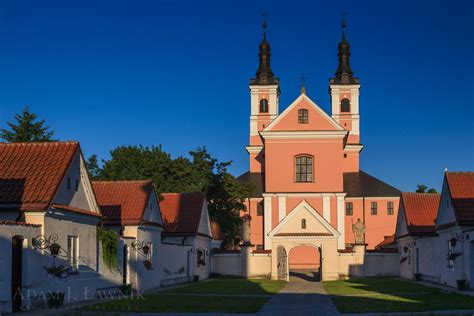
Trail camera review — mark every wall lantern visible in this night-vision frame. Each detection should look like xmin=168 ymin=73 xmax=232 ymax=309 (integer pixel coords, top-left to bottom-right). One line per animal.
xmin=33 ymin=234 xmax=62 ymax=257
xmin=132 ymin=240 xmax=152 ymax=258
xmin=449 ymin=237 xmax=457 ymax=248
xmin=403 ymin=246 xmax=409 ymax=254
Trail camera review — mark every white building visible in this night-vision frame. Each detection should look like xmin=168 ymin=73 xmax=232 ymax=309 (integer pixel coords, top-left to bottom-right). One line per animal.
xmin=159 ymin=192 xmax=212 ymax=284
xmin=92 ymin=180 xmax=164 ymax=292
xmin=395 ymin=192 xmax=440 ymax=280
xmin=0 ymin=142 xmax=111 ymax=313
xmin=396 ymin=172 xmax=474 ymax=289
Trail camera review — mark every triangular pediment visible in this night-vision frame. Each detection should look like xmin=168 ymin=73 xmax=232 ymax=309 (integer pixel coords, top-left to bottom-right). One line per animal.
xmin=269 ymin=200 xmax=340 ymax=238
xmin=142 ymin=187 xmax=163 ymax=226
xmin=395 ymin=201 xmax=408 ymax=238
xmin=264 ymin=94 xmax=344 ymax=132
xmin=435 ymin=177 xmax=456 ymax=228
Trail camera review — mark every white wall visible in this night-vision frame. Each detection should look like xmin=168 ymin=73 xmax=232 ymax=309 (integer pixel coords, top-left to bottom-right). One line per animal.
xmin=211 ymin=252 xmax=272 ymax=278
xmin=0 ymin=224 xmax=41 ymax=313
xmin=436 ymin=227 xmax=471 ymax=288
xmin=52 ymin=151 xmax=99 ymax=212
xmin=133 ymin=225 xmax=162 ymax=291
xmin=364 ymin=253 xmax=399 ymax=276
xmin=159 ymin=243 xmax=192 ymax=286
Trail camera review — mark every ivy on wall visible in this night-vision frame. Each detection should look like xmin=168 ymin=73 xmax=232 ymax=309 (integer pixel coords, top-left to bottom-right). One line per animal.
xmin=98 ymin=228 xmax=118 ymax=269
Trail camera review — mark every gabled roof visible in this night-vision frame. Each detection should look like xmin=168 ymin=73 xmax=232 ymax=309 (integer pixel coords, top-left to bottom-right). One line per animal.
xmin=92 ymin=180 xmax=159 ymax=226
xmin=375 ymin=234 xmax=396 ymax=249
xmin=269 ymin=200 xmax=340 ymax=238
xmin=445 ymin=172 xmax=474 ymax=225
xmin=210 ymin=220 xmax=223 ymax=241
xmin=236 ymin=171 xmax=264 ymax=198
xmin=344 ymin=171 xmax=401 ymax=197
xmin=0 ymin=142 xmax=79 ymax=212
xmin=159 ymin=192 xmax=208 ymax=237
xmin=401 ymin=192 xmax=440 ymax=236
xmin=262 ymin=93 xmax=345 ymax=132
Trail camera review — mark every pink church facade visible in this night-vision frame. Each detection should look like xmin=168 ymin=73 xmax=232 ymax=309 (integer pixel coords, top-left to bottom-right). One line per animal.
xmin=238 ymin=19 xmax=400 ymax=264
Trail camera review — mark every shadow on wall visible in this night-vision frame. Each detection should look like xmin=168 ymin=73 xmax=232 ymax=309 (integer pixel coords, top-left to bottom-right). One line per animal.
xmin=0 ymin=232 xmax=143 ymax=313
xmin=0 ymin=178 xmax=26 ymax=220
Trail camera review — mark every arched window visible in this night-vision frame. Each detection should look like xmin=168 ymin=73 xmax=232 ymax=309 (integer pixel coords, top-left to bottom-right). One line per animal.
xmin=295 ymin=155 xmax=313 ymax=182
xmin=298 ymin=109 xmax=308 ymax=124
xmin=341 ymin=98 xmax=350 ymax=112
xmin=259 ymin=99 xmax=269 ymax=113
xmin=301 ymin=219 xmax=307 ymax=229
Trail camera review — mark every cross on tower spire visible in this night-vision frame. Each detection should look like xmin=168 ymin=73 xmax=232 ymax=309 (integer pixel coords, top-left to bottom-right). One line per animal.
xmin=250 ymin=14 xmax=279 ymax=86
xmin=300 ymin=74 xmax=307 ymax=94
xmin=330 ymin=15 xmax=359 ymax=85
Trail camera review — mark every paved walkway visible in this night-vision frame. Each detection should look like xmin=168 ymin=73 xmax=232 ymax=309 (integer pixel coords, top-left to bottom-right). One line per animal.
xmin=411 ymin=279 xmax=474 ymax=296
xmin=258 ymin=270 xmax=339 ymax=316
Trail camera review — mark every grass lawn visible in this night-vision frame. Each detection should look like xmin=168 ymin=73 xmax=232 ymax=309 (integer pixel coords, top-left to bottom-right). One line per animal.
xmin=167 ymin=278 xmax=286 ymax=295
xmin=82 ymin=278 xmax=286 ymax=313
xmin=323 ymin=277 xmax=474 ymax=313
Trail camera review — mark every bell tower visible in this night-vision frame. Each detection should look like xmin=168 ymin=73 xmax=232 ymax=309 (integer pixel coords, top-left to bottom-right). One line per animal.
xmin=247 ymin=18 xmax=280 ymax=173
xmin=330 ymin=20 xmax=363 ymax=170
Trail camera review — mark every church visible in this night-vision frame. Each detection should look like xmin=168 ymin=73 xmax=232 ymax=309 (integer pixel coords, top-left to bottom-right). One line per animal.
xmin=237 ymin=19 xmax=401 ymax=280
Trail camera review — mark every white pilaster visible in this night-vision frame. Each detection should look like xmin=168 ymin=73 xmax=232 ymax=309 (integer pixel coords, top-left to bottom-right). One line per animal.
xmin=336 ymin=194 xmax=346 ymax=250
xmin=264 ymin=195 xmax=272 ymax=250
xmin=322 ymin=194 xmax=331 ymax=222
xmin=278 ymin=195 xmax=286 ymax=222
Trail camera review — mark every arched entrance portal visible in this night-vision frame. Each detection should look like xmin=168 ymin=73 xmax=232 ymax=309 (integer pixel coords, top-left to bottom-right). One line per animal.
xmin=288 ymin=245 xmax=321 ymax=281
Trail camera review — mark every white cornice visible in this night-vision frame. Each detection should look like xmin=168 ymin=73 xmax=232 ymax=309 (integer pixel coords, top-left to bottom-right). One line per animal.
xmin=262 ymin=192 xmax=346 ymax=198
xmin=344 ymin=144 xmax=364 ymax=151
xmin=260 ymin=130 xmax=348 ymax=140
xmin=245 ymin=146 xmax=264 ymax=154
xmin=329 ymin=84 xmax=361 ymax=90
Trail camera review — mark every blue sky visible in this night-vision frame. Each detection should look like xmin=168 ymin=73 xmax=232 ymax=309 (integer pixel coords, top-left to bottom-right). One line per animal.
xmin=0 ymin=0 xmax=473 ymax=192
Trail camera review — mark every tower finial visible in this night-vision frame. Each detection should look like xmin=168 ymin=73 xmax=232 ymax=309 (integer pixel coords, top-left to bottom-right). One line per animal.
xmin=341 ymin=18 xmax=347 ymax=40
xmin=330 ymin=15 xmax=359 ymax=85
xmin=300 ymin=74 xmax=307 ymax=94
xmin=250 ymin=14 xmax=279 ymax=86
xmin=262 ymin=13 xmax=268 ymax=40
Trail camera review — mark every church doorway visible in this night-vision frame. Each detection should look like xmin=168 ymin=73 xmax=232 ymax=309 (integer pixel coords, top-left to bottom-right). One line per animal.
xmin=288 ymin=245 xmax=321 ymax=281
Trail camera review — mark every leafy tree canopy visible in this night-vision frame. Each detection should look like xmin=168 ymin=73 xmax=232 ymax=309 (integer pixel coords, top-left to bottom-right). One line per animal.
xmin=416 ymin=184 xmax=437 ymax=193
xmin=0 ymin=106 xmax=56 ymax=142
xmin=88 ymin=145 xmax=253 ymax=245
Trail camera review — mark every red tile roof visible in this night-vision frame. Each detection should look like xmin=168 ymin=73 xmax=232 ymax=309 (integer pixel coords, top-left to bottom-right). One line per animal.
xmin=252 ymin=249 xmax=272 ymax=254
xmin=159 ymin=192 xmax=207 ymax=237
xmin=0 ymin=221 xmax=41 ymax=227
xmin=210 ymin=220 xmax=222 ymax=240
xmin=375 ymin=234 xmax=396 ymax=249
xmin=0 ymin=142 xmax=79 ymax=211
xmin=92 ymin=180 xmax=159 ymax=226
xmin=401 ymin=192 xmax=440 ymax=236
xmin=51 ymin=204 xmax=102 ymax=218
xmin=446 ymin=172 xmax=474 ymax=225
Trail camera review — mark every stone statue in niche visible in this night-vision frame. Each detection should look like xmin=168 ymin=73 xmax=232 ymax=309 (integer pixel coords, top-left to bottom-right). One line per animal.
xmin=352 ymin=218 xmax=366 ymax=245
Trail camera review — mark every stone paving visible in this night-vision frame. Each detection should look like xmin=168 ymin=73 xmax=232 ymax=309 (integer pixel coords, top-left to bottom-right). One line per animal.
xmin=258 ymin=269 xmax=340 ymax=316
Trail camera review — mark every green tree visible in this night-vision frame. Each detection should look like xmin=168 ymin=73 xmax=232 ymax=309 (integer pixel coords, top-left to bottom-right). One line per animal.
xmin=90 ymin=145 xmax=253 ymax=244
xmin=86 ymin=155 xmax=101 ymax=179
xmin=416 ymin=184 xmax=437 ymax=193
xmin=0 ymin=106 xmax=56 ymax=142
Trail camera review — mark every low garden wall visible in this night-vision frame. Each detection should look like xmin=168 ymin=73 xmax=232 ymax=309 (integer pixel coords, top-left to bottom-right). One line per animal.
xmin=337 ymin=246 xmax=399 ymax=278
xmin=212 ymin=250 xmax=271 ymax=278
